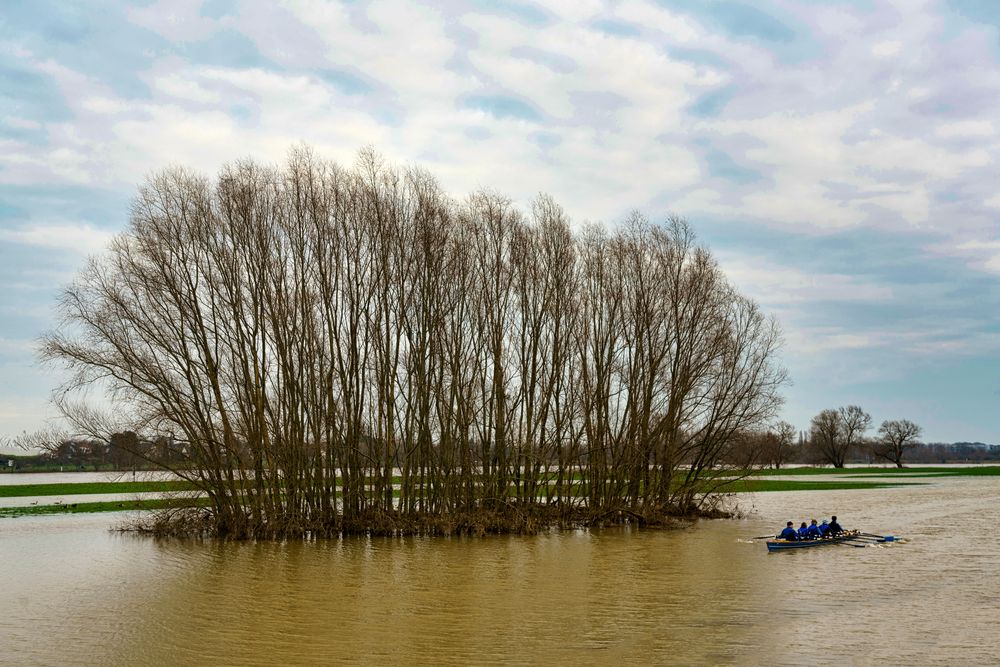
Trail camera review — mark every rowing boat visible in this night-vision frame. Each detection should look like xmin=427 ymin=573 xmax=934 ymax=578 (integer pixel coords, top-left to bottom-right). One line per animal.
xmin=766 ymin=530 xmax=863 ymax=552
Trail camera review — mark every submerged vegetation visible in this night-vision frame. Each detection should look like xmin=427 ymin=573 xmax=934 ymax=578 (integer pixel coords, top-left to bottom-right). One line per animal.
xmin=41 ymin=147 xmax=788 ymax=538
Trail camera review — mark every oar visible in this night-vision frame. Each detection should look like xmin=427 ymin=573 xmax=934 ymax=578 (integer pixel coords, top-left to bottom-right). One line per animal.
xmin=752 ymin=534 xmax=778 ymax=540
xmin=841 ymin=534 xmax=899 ymax=547
xmin=831 ymin=532 xmax=875 ymax=547
xmin=860 ymin=532 xmax=899 ymax=542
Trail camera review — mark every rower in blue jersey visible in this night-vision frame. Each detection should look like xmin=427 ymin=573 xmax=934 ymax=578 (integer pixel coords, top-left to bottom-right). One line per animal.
xmin=828 ymin=516 xmax=843 ymax=535
xmin=797 ymin=522 xmax=810 ymax=539
xmin=778 ymin=521 xmax=798 ymax=541
xmin=806 ymin=519 xmax=822 ymax=539
xmin=819 ymin=519 xmax=831 ymax=537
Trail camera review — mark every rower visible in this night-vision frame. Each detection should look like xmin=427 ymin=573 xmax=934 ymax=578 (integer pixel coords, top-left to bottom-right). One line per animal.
xmin=819 ymin=519 xmax=831 ymax=537
xmin=797 ymin=521 xmax=810 ymax=539
xmin=828 ymin=515 xmax=843 ymax=535
xmin=806 ymin=519 xmax=822 ymax=539
xmin=778 ymin=521 xmax=798 ymax=541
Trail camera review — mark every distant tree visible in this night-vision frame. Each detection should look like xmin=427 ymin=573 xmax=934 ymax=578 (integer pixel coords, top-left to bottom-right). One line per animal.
xmin=722 ymin=430 xmax=764 ymax=469
xmin=873 ymin=419 xmax=922 ymax=468
xmin=810 ymin=409 xmax=845 ymax=467
xmin=808 ymin=405 xmax=871 ymax=467
xmin=109 ymin=431 xmax=141 ymax=468
xmin=761 ymin=421 xmax=797 ymax=469
xmin=839 ymin=405 xmax=872 ymax=459
xmin=12 ymin=426 xmax=70 ymax=457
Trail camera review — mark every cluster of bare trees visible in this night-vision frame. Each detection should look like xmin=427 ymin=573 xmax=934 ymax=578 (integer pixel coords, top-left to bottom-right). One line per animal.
xmin=807 ymin=406 xmax=922 ymax=468
xmin=725 ymin=421 xmax=797 ymax=469
xmin=42 ymin=147 xmax=786 ymax=537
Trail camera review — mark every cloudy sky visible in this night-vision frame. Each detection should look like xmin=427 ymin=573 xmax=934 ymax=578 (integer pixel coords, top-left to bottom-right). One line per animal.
xmin=2 ymin=0 xmax=999 ymax=445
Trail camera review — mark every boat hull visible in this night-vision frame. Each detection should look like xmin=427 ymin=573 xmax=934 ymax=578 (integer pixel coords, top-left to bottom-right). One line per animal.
xmin=766 ymin=531 xmax=861 ymax=552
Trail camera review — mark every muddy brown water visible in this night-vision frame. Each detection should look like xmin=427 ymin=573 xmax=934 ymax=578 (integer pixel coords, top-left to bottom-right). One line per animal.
xmin=1 ymin=477 xmax=996 ymax=665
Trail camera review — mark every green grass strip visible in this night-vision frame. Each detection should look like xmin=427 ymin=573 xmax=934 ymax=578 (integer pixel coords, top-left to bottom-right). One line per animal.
xmin=0 ymin=496 xmax=209 ymax=518
xmin=749 ymin=466 xmax=1000 ymax=477
xmin=717 ymin=479 xmax=919 ymax=492
xmin=0 ymin=480 xmax=198 ymax=498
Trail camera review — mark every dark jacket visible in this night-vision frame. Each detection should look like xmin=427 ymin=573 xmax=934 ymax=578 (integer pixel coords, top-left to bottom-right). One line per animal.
xmin=829 ymin=520 xmax=843 ymax=534
xmin=779 ymin=526 xmax=798 ymax=541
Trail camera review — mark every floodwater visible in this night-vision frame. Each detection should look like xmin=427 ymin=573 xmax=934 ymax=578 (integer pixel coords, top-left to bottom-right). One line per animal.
xmin=1 ymin=476 xmax=997 ymax=665
xmin=0 ymin=471 xmax=188 ymax=509
xmin=0 ymin=470 xmax=179 ymax=486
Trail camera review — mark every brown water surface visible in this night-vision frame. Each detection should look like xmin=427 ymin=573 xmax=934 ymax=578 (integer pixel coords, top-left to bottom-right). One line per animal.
xmin=1 ymin=477 xmax=996 ymax=665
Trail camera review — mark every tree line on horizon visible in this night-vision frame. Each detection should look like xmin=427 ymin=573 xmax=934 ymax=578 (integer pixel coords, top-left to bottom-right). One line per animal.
xmin=36 ymin=146 xmax=788 ymax=538
xmin=733 ymin=406 xmax=935 ymax=468
xmin=10 ymin=424 xmax=995 ymax=473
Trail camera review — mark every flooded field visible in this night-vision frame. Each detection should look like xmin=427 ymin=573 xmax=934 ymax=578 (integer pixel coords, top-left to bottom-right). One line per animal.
xmin=1 ymin=476 xmax=996 ymax=665
xmin=0 ymin=471 xmax=180 ymax=486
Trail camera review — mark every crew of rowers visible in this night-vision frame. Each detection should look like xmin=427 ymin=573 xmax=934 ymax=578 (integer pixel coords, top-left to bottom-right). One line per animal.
xmin=778 ymin=516 xmax=844 ymax=541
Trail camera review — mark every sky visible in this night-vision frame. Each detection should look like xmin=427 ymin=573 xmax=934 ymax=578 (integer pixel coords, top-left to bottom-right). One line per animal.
xmin=1 ymin=0 xmax=999 ymax=446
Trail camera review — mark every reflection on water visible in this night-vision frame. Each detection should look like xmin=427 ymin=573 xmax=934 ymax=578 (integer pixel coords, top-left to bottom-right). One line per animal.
xmin=1 ymin=478 xmax=997 ymax=665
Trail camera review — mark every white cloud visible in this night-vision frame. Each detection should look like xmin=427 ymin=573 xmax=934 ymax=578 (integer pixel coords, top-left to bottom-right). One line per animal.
xmin=614 ymin=1 xmax=702 ymax=43
xmin=152 ymin=74 xmax=223 ymax=104
xmin=127 ymin=0 xmax=224 ymax=42
xmin=4 ymin=117 xmax=42 ymax=130
xmin=0 ymin=224 xmax=115 ymax=255
xmin=871 ymin=40 xmax=902 ymax=57
xmin=716 ymin=253 xmax=894 ymax=305
xmin=281 ymin=0 xmax=465 ymax=103
xmin=948 ymin=239 xmax=1000 ymax=274
xmin=79 ymin=96 xmax=132 ymax=114
xmin=795 ymin=331 xmax=876 ymax=352
xmin=935 ymin=120 xmax=995 ymax=139
xmin=6 ymin=0 xmax=996 ymax=238
xmin=543 ymin=0 xmax=604 ymax=21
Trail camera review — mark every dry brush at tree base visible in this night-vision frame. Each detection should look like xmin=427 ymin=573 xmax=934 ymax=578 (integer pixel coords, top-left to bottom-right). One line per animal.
xmin=42 ymin=147 xmax=787 ymax=539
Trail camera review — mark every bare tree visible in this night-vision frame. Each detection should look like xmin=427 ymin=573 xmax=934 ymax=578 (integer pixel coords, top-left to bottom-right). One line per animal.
xmin=810 ymin=409 xmax=845 ymax=467
xmin=809 ymin=405 xmax=871 ymax=468
xmin=759 ymin=420 xmax=797 ymax=469
xmin=873 ymin=419 xmax=922 ymax=468
xmin=839 ymin=405 xmax=871 ymax=457
xmin=39 ymin=146 xmax=788 ymax=538
xmin=11 ymin=426 xmax=72 ymax=456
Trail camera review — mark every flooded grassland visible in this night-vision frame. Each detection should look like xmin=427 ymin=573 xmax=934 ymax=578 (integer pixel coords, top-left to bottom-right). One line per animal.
xmin=1 ymin=474 xmax=997 ymax=665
